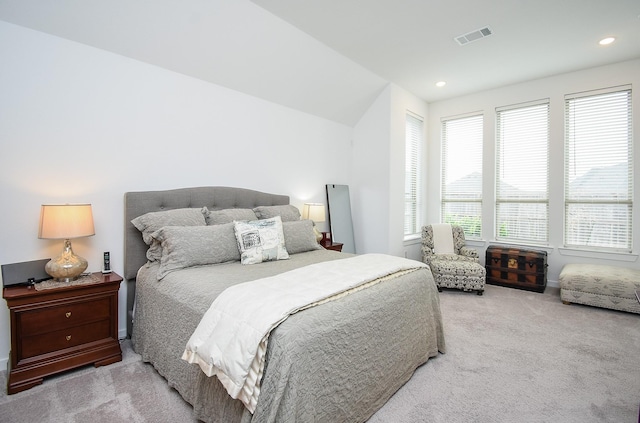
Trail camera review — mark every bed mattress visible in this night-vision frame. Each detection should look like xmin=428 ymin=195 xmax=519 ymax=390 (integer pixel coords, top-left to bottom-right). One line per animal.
xmin=131 ymin=249 xmax=445 ymax=423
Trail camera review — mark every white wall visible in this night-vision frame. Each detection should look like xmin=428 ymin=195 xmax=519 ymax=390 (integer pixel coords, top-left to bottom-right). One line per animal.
xmin=390 ymin=86 xmax=429 ymax=261
xmin=351 ymin=84 xmax=428 ymax=259
xmin=427 ymin=59 xmax=640 ymax=285
xmin=0 ymin=22 xmax=353 ymax=368
xmin=351 ymin=85 xmax=392 ymax=254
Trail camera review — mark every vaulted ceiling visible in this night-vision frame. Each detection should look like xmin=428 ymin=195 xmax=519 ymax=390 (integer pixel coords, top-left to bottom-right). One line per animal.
xmin=252 ymin=0 xmax=640 ymax=103
xmin=1 ymin=0 xmax=639 ymax=126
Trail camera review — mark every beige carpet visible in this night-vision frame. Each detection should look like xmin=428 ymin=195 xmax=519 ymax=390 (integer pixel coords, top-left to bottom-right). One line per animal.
xmin=1 ymin=285 xmax=639 ymax=422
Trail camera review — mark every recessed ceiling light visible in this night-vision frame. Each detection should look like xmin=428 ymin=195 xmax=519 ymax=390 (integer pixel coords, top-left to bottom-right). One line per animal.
xmin=599 ymin=37 xmax=616 ymax=45
xmin=435 ymin=81 xmax=446 ymax=88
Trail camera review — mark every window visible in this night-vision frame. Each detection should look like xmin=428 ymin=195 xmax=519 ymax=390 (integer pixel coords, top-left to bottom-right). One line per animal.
xmin=496 ymin=100 xmax=549 ymax=243
xmin=404 ymin=112 xmax=423 ymax=238
xmin=441 ymin=114 xmax=483 ymax=238
xmin=564 ymin=86 xmax=633 ymax=251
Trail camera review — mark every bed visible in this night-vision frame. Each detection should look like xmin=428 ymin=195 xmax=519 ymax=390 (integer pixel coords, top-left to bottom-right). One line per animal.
xmin=124 ymin=186 xmax=445 ymax=423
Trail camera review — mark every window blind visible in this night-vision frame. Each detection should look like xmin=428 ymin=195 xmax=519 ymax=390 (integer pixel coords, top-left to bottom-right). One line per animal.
xmin=564 ymin=86 xmax=633 ymax=251
xmin=441 ymin=114 xmax=483 ymax=238
xmin=496 ymin=100 xmax=549 ymax=243
xmin=404 ymin=112 xmax=423 ymax=237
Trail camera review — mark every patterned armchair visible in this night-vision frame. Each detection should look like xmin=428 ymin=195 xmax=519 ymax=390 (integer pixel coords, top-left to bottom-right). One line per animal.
xmin=422 ymin=224 xmax=485 ymax=295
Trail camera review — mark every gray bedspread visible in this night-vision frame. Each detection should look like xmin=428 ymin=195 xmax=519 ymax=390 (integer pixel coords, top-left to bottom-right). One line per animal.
xmin=131 ymin=250 xmax=445 ymax=423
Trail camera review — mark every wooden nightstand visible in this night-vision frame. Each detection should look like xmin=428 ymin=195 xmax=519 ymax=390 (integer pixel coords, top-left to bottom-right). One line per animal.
xmin=3 ymin=272 xmax=123 ymax=394
xmin=320 ymin=232 xmax=343 ymax=252
xmin=320 ymin=240 xmax=344 ymax=252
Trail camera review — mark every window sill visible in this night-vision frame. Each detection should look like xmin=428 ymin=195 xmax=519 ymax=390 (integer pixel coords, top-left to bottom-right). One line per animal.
xmin=403 ymin=235 xmax=421 ymax=246
xmin=485 ymin=240 xmax=553 ymax=253
xmin=464 ymin=239 xmax=487 ymax=248
xmin=557 ymin=247 xmax=638 ymax=262
xmin=452 ymin=239 xmax=638 ymax=262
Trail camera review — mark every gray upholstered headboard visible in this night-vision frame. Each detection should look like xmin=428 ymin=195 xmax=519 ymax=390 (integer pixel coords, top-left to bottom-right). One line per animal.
xmin=123 ymin=186 xmax=289 ymax=336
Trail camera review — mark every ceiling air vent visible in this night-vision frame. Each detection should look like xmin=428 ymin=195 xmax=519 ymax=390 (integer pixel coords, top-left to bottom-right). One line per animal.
xmin=455 ymin=26 xmax=492 ymax=46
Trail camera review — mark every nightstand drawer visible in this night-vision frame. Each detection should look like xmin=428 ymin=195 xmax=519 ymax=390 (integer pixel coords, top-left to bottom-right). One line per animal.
xmin=20 ymin=319 xmax=111 ymax=359
xmin=19 ymin=297 xmax=111 ymax=336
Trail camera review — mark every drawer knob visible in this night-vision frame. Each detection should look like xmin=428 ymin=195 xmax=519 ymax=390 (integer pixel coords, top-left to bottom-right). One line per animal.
xmin=66 ymin=335 xmax=72 ymax=341
xmin=65 ymin=312 xmax=72 ymax=318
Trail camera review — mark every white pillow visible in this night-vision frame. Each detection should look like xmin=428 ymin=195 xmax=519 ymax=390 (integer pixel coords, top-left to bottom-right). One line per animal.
xmin=234 ymin=216 xmax=289 ymax=264
xmin=432 ymin=223 xmax=455 ymax=254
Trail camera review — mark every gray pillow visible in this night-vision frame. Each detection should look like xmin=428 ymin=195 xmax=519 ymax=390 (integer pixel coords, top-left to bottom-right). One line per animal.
xmin=131 ymin=208 xmax=206 ymax=261
xmin=202 ymin=207 xmax=258 ymax=225
xmin=234 ymin=216 xmax=289 ymax=265
xmin=253 ymin=205 xmax=301 ymax=222
xmin=283 ymin=220 xmax=322 ymax=254
xmin=152 ymin=223 xmax=240 ymax=279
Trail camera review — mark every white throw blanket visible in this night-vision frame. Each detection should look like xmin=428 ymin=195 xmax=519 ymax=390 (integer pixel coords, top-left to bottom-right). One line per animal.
xmin=182 ymin=253 xmax=427 ymax=413
xmin=432 ymin=223 xmax=454 ymax=254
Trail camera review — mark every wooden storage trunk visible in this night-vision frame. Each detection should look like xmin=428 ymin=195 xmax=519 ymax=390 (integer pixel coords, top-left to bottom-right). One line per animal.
xmin=485 ymin=245 xmax=547 ymax=293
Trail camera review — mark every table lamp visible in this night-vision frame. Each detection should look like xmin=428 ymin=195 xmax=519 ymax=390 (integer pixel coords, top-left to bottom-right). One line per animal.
xmin=38 ymin=204 xmax=95 ymax=282
xmin=302 ymin=202 xmax=325 ymax=242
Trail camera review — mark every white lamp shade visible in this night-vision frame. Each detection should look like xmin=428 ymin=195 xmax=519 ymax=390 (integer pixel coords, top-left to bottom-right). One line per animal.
xmin=38 ymin=204 xmax=95 ymax=239
xmin=302 ymin=203 xmax=326 ymax=222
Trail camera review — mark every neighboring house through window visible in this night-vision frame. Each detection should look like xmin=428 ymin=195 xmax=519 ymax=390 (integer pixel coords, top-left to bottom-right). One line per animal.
xmin=496 ymin=100 xmax=550 ymax=244
xmin=564 ymin=86 xmax=633 ymax=251
xmin=441 ymin=114 xmax=483 ymax=238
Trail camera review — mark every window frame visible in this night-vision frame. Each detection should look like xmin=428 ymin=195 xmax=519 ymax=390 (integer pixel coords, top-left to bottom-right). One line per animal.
xmin=564 ymin=85 xmax=633 ymax=252
xmin=495 ymin=99 xmax=550 ymax=244
xmin=404 ymin=111 xmax=423 ymax=240
xmin=441 ymin=113 xmax=484 ymax=239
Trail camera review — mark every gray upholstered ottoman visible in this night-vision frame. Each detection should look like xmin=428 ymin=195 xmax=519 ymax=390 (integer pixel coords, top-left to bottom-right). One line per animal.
xmin=559 ymin=264 xmax=640 ymax=314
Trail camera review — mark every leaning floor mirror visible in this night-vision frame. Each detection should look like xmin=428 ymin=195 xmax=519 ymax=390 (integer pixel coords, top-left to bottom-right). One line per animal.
xmin=326 ymin=184 xmax=356 ymax=254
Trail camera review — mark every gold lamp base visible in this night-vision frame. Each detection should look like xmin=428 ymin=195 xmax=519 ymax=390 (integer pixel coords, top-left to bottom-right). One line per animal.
xmin=45 ymin=239 xmax=88 ymax=282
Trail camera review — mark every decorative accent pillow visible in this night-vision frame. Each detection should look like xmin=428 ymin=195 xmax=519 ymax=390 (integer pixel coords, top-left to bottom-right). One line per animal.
xmin=201 ymin=207 xmax=258 ymax=225
xmin=234 ymin=216 xmax=289 ymax=265
xmin=151 ymin=224 xmax=240 ymax=279
xmin=253 ymin=205 xmax=301 ymax=222
xmin=283 ymin=220 xmax=322 ymax=254
xmin=131 ymin=208 xmax=206 ymax=261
